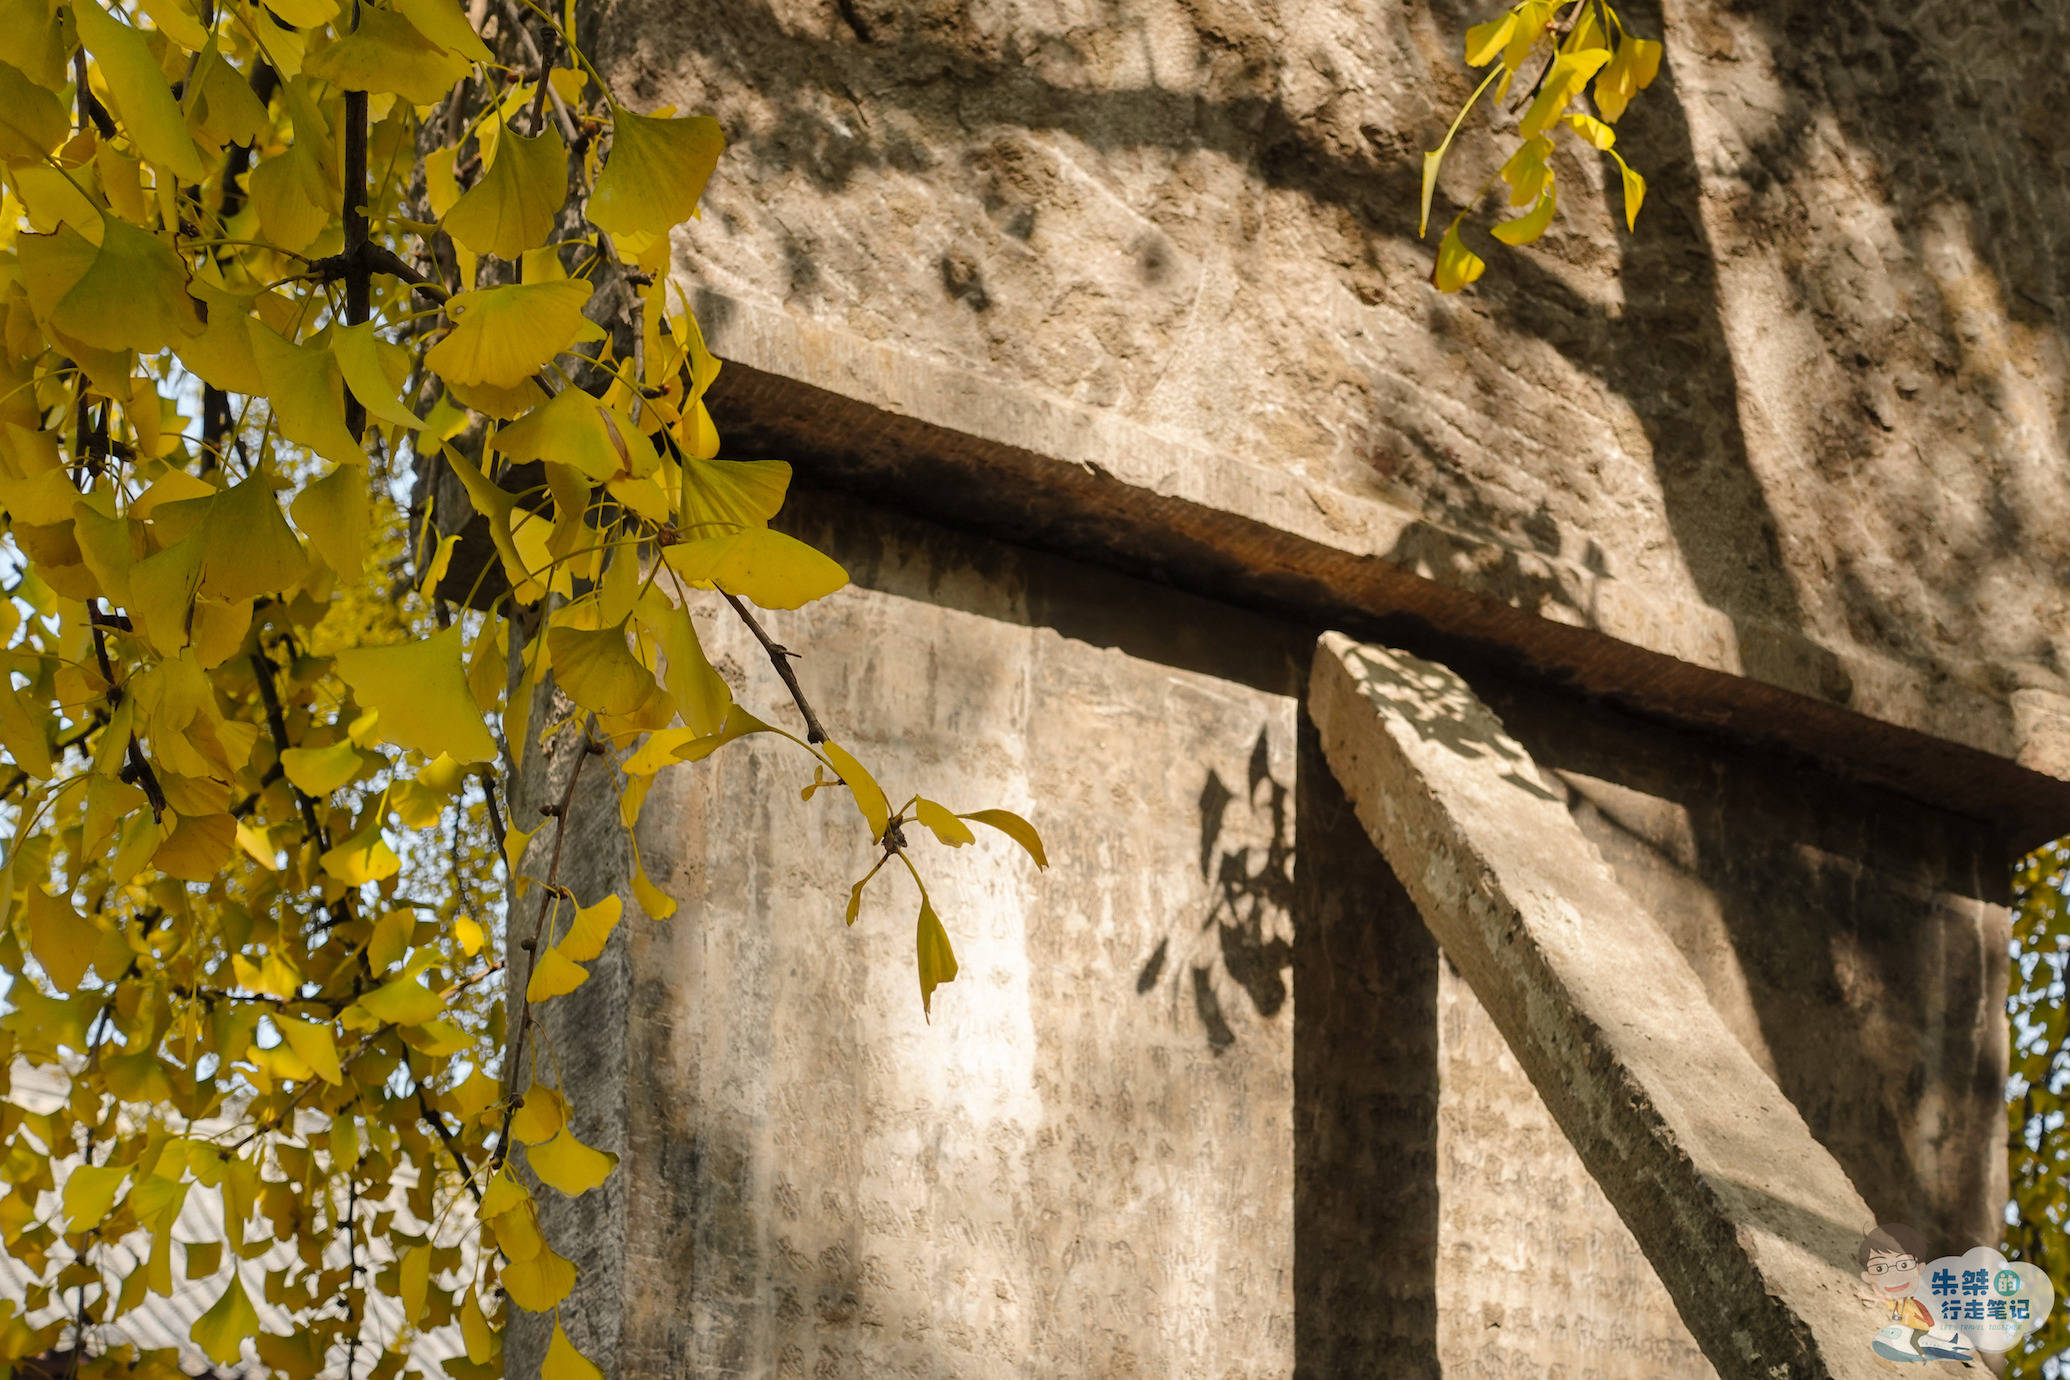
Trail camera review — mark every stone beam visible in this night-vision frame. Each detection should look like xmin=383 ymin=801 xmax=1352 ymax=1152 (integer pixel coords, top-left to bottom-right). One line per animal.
xmin=1306 ymin=632 xmax=1990 ymax=1380
xmin=696 ymin=292 xmax=2070 ymax=848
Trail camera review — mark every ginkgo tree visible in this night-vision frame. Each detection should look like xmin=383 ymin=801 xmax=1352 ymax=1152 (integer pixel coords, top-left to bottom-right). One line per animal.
xmin=0 ymin=0 xmax=1043 ymax=1376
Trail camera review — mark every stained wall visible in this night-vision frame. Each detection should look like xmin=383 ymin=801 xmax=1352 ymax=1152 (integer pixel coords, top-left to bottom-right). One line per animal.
xmin=508 ymin=498 xmax=2006 ymax=1376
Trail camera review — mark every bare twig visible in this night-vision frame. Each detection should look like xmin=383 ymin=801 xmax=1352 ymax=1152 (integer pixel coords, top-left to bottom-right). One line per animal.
xmin=721 ymin=591 xmax=828 ymax=744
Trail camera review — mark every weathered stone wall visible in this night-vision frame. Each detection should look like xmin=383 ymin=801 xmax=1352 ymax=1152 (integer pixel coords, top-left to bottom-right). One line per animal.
xmin=591 ymin=0 xmax=2070 ymax=806
xmin=509 ymin=5 xmax=2049 ymax=1367
xmin=509 ymin=499 xmax=2007 ymax=1376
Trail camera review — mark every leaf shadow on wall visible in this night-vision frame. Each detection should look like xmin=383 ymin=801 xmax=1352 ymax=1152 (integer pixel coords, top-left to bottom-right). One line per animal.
xmin=1135 ymin=727 xmax=1294 ymax=1055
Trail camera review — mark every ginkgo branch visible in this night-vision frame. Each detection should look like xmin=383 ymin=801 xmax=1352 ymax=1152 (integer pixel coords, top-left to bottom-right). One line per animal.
xmin=721 ymin=590 xmax=829 ymax=744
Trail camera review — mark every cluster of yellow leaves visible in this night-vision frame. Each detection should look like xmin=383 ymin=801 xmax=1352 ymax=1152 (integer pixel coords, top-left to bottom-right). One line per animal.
xmin=0 ymin=0 xmax=1044 ymax=1376
xmin=1420 ymin=0 xmax=1663 ymax=290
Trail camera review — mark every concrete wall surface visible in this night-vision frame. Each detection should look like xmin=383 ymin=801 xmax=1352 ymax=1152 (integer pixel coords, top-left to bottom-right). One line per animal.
xmin=507 ymin=500 xmax=2008 ymax=1377
xmin=590 ymin=0 xmax=2070 ymax=809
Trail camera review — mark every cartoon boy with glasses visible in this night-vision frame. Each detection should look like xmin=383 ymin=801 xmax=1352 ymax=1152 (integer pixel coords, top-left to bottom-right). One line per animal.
xmin=1857 ymin=1223 xmax=1976 ymax=1363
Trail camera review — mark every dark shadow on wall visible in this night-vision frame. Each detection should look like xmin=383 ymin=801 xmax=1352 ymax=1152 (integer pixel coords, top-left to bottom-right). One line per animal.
xmin=1292 ymin=712 xmax=1442 ymax=1377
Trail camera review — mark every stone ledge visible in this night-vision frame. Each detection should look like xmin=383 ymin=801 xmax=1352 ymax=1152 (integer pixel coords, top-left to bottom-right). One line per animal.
xmin=693 ymin=288 xmax=2070 ymax=845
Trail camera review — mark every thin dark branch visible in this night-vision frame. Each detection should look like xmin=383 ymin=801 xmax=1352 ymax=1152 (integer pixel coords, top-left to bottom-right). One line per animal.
xmin=86 ymin=598 xmax=167 ymax=820
xmin=495 ymin=0 xmax=581 ymax=144
xmin=72 ymin=49 xmax=115 ymax=138
xmin=491 ymin=718 xmax=600 ymax=1167
xmin=342 ymin=89 xmax=371 ymax=440
xmin=249 ymin=647 xmax=329 ymax=847
xmin=472 ymin=768 xmax=507 ymax=846
xmin=414 ymin=1076 xmax=484 ymax=1204
xmin=721 ymin=591 xmax=828 ymax=744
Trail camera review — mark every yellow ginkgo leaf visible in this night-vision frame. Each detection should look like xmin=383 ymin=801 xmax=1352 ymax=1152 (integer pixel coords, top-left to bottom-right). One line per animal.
xmin=1610 ymin=149 xmax=1647 ymax=231
xmin=678 ymin=456 xmax=791 ymax=533
xmin=303 ymin=6 xmax=470 ymax=104
xmin=444 ymin=122 xmax=568 ymax=259
xmin=250 ymin=324 xmax=366 ymax=467
xmin=130 ymin=1173 xmax=189 ymax=1235
xmin=1519 ymin=48 xmax=1612 ymax=140
xmin=819 ymin=742 xmax=889 ymax=842
xmin=273 ymin=1015 xmax=343 ymax=1084
xmin=1594 ymin=34 xmax=1663 ymax=123
xmin=398 ymin=1242 xmax=431 ymax=1325
xmin=1562 ymin=112 xmax=1616 ymax=151
xmin=524 ymin=944 xmax=587 ymax=1002
xmin=321 ymin=824 xmax=402 ymax=886
xmin=193 ymin=469 xmax=309 ymax=603
xmin=558 ymin=894 xmax=621 ymax=963
xmin=246 ymin=144 xmax=332 ymax=254
xmin=1491 ymin=179 xmax=1557 ymax=247
xmin=499 ymin=1242 xmax=575 ymax=1313
xmin=479 ymin=1167 xmax=529 ymax=1220
xmin=916 ymin=892 xmax=957 ymax=1020
xmin=333 ymin=623 xmax=500 ymax=763
xmin=444 ymin=374 xmax=551 ymax=420
xmin=460 ymin=1288 xmax=496 ymax=1364
xmin=1433 ymin=219 xmax=1486 ymax=294
xmin=913 ymin=799 xmax=975 ymax=848
xmin=358 ymin=973 xmax=442 ymax=1027
xmin=631 ymin=833 xmax=675 ymax=920
xmin=333 ymin=322 xmax=423 ymax=430
xmin=493 ymin=386 xmax=653 ymax=483
xmin=661 ymin=527 xmax=847 ymax=610
xmin=426 ymin=280 xmax=596 ymax=390
xmin=959 ymin=808 xmax=1048 ymax=868
xmin=1463 ymin=11 xmax=1516 ymax=66
xmin=547 ymin=618 xmax=657 ymax=716
xmin=153 ymin=811 xmax=237 ymax=882
xmin=587 ymin=107 xmax=724 ymax=239
xmin=191 ymin=1271 xmax=259 ymax=1365
xmin=27 ymin=886 xmax=94 ymax=992
xmin=188 ymin=45 xmax=272 ymax=152
xmin=135 ymin=0 xmax=206 ymax=49
xmin=509 ymin=1083 xmax=567 ymax=1143
xmin=14 ymin=223 xmax=98 ymax=328
xmin=291 ymin=465 xmax=371 ymax=580
xmin=173 ymin=283 xmax=265 ymax=396
xmin=631 ymin=593 xmax=731 ymax=736
xmin=0 ymin=679 xmax=53 ymax=779
xmin=72 ymin=0 xmax=208 ymax=181
xmin=441 ymin=443 xmax=544 ymax=602
xmin=544 ymin=1322 xmax=604 ymax=1380
xmin=62 ymin=1161 xmax=128 ymax=1232
xmin=51 ymin=214 xmax=202 ymax=355
xmin=0 ymin=61 xmax=67 ymax=162
xmin=528 ymin=1126 xmax=618 ymax=1196
xmin=392 ymin=0 xmax=492 ymax=60
xmin=1499 ymin=136 xmax=1554 ymax=207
